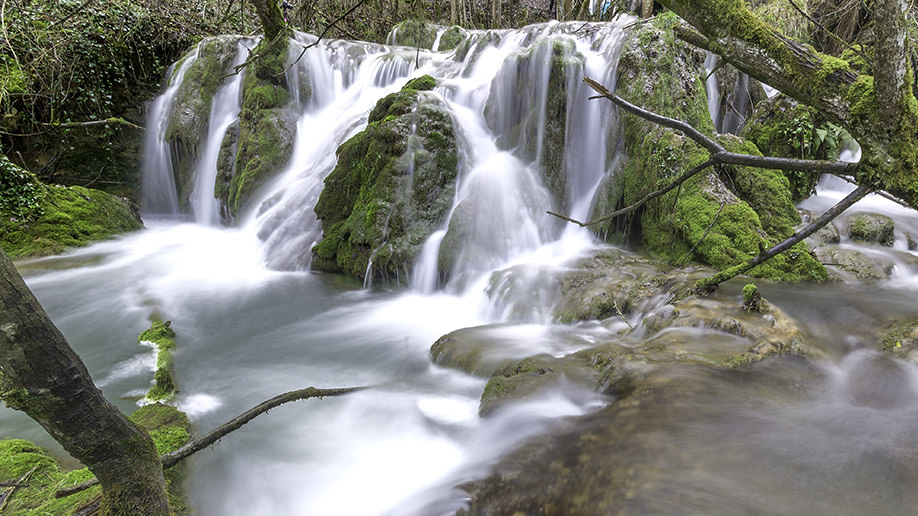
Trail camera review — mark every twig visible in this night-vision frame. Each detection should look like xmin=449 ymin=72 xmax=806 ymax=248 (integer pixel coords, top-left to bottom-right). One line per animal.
xmin=0 ymin=466 xmax=37 ymax=512
xmin=832 ymin=173 xmax=910 ymax=207
xmin=546 ymin=158 xmax=717 ymax=227
xmin=679 ymin=201 xmax=725 ymax=266
xmin=40 ymin=118 xmax=145 ymax=131
xmin=55 ymin=385 xmax=366 ymax=498
xmin=613 ymin=300 xmax=634 ymax=329
xmin=692 ymin=185 xmax=871 ymax=294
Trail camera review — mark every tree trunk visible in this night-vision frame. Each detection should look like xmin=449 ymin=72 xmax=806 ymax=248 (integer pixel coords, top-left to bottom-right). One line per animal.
xmin=250 ymin=0 xmax=287 ymax=40
xmin=0 ymin=250 xmax=171 ymax=516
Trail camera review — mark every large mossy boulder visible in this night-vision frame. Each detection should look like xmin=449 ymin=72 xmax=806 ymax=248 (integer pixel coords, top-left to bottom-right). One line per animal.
xmin=590 ymin=17 xmax=826 ymax=283
xmin=165 ymin=36 xmax=242 ymax=211
xmin=0 ymin=154 xmax=142 ymax=259
xmin=484 ymin=37 xmax=584 ymax=211
xmin=312 ymin=76 xmax=459 ymax=284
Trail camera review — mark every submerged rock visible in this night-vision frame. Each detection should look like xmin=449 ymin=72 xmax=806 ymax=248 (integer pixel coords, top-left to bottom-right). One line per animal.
xmin=847 ymin=212 xmax=895 ymax=246
xmin=312 ymin=76 xmax=459 ymax=284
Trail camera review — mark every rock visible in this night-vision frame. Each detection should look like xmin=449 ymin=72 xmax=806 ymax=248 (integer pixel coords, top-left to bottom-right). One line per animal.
xmin=484 ymin=37 xmax=585 ymax=211
xmin=438 ymin=25 xmax=468 ymax=51
xmin=387 ymin=19 xmax=439 ymax=49
xmin=847 ymin=212 xmax=895 ymax=246
xmin=478 ymin=354 xmax=595 ymax=416
xmin=312 ymin=76 xmax=459 ymax=284
xmin=880 ymin=321 xmax=918 ymax=362
xmin=0 ymin=155 xmax=142 ymax=259
xmin=219 ymin=36 xmax=297 ymax=217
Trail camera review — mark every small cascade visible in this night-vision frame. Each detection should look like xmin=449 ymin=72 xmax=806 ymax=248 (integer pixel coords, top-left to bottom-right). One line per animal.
xmin=704 ymin=52 xmax=720 ymax=130
xmin=141 ymin=46 xmax=200 ymax=217
xmin=190 ymin=39 xmax=252 ymax=225
xmin=721 ymin=71 xmax=749 ymax=134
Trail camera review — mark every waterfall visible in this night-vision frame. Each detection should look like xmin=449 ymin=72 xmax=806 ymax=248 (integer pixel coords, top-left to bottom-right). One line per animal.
xmin=141 ymin=46 xmax=200 ymax=217
xmin=190 ymin=40 xmax=253 ymax=225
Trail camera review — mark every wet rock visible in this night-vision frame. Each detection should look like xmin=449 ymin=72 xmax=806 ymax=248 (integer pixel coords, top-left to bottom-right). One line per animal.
xmin=387 ymin=19 xmax=439 ymax=49
xmin=880 ymin=321 xmax=918 ymax=362
xmin=312 ymin=76 xmax=459 ymax=284
xmin=589 ymin=18 xmax=825 ymax=283
xmin=811 ymin=245 xmax=918 ymax=280
xmin=438 ymin=26 xmax=468 ymax=51
xmin=552 ymin=248 xmax=695 ymax=323
xmin=847 ymin=212 xmax=895 ymax=246
xmin=478 ymin=354 xmax=595 ymax=416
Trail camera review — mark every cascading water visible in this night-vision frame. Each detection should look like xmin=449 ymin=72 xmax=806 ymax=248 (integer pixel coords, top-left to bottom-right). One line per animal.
xmin=190 ymin=39 xmax=253 ymax=225
xmin=9 ymin=16 xmax=918 ymax=516
xmin=141 ymin=46 xmax=200 ymax=217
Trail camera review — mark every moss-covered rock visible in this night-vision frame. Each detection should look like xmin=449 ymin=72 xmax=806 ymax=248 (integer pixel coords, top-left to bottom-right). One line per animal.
xmin=0 ymin=155 xmax=142 ymax=259
xmin=219 ymin=36 xmax=296 ymax=217
xmin=438 ymin=25 xmax=468 ymax=51
xmin=165 ymin=36 xmax=243 ymax=211
xmin=880 ymin=321 xmax=918 ymax=362
xmin=139 ymin=320 xmax=178 ymax=403
xmin=589 ymin=18 xmax=826 ymax=283
xmin=312 ymin=76 xmax=459 ymax=284
xmin=387 ymin=19 xmax=439 ymax=49
xmin=129 ymin=403 xmax=191 ymax=515
xmin=479 ymin=354 xmax=595 ymax=416
xmin=847 ymin=212 xmax=895 ymax=246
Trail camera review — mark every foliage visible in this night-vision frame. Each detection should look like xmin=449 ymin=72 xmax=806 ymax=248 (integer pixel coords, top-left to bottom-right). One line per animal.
xmin=0 ymin=154 xmax=45 ymax=220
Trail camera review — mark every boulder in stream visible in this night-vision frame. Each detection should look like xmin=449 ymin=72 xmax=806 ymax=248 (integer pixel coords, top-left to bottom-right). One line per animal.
xmin=312 ymin=76 xmax=459 ymax=284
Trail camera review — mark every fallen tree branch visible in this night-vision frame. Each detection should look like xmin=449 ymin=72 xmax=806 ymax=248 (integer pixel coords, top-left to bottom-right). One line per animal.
xmin=0 ymin=466 xmax=37 ymax=512
xmin=55 ymin=385 xmax=365 ymax=498
xmin=40 ymin=118 xmax=145 ymax=131
xmin=583 ymin=77 xmax=857 ymax=175
xmin=692 ymin=185 xmax=871 ymax=294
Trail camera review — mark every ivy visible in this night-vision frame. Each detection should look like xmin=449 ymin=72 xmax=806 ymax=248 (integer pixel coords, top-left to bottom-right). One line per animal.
xmin=0 ymin=154 xmax=45 ymax=221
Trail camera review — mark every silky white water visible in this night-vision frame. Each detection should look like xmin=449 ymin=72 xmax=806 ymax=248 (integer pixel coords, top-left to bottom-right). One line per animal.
xmin=7 ymin=19 xmax=918 ymax=516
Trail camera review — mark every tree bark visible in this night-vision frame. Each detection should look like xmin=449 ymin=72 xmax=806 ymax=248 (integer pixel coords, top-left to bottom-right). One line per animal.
xmin=250 ymin=0 xmax=286 ymax=40
xmin=660 ymin=0 xmax=918 ymax=209
xmin=0 ymin=250 xmax=171 ymax=516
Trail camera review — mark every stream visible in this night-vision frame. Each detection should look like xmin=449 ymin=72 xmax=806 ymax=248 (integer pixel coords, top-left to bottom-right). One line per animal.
xmin=4 ymin=17 xmax=918 ymax=516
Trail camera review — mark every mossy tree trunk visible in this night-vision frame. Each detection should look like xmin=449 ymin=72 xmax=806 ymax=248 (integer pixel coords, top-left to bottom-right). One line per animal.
xmin=0 ymin=250 xmax=171 ymax=516
xmin=251 ymin=0 xmax=287 ymax=40
xmin=661 ymin=0 xmax=918 ymax=209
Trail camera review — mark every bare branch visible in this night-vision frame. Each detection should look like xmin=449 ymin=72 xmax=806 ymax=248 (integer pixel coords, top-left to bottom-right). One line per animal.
xmin=547 ymin=158 xmax=717 ymax=226
xmin=692 ymin=185 xmax=871 ymax=294
xmin=161 ymin=385 xmax=365 ymax=468
xmin=582 ymin=77 xmax=857 ymax=175
xmin=282 ymin=0 xmax=374 ymax=77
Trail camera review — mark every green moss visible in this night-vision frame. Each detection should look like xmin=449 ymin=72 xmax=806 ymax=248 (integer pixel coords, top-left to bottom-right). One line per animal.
xmin=404 ymin=75 xmax=437 ymax=92
xmin=881 ymin=322 xmax=918 ymax=358
xmin=0 ymin=439 xmax=102 ymax=516
xmin=139 ymin=321 xmax=178 ymax=402
xmin=0 ymin=161 xmax=142 ymax=259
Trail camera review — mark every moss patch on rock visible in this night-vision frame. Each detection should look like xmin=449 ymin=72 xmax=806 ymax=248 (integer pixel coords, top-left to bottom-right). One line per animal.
xmin=139 ymin=320 xmax=178 ymax=403
xmin=0 ymin=155 xmax=142 ymax=259
xmin=847 ymin=212 xmax=895 ymax=246
xmin=312 ymin=76 xmax=458 ymax=284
